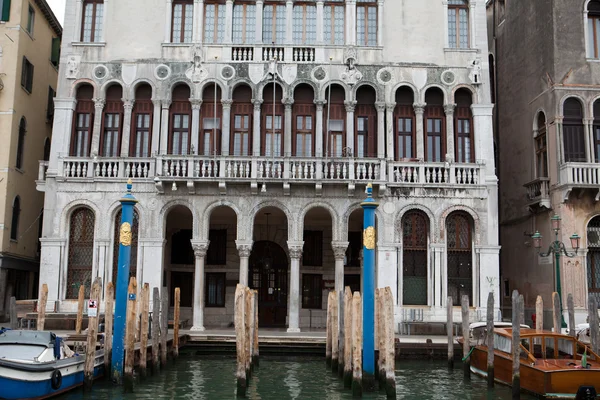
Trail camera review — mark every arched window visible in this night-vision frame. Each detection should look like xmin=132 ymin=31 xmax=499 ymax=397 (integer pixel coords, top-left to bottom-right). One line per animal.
xmin=535 ymin=112 xmax=548 ymax=177
xmin=10 ymin=196 xmax=20 ymax=241
xmin=448 ymin=0 xmax=469 ymax=49
xmin=593 ymin=100 xmax=600 ymax=162
xmin=292 ymin=84 xmax=315 ymax=157
xmin=424 ymin=88 xmax=445 ymax=162
xmin=446 ymin=211 xmax=473 ymax=306
xmin=201 ymin=83 xmax=222 ymax=156
xmin=588 ymin=217 xmax=600 ymax=306
xmin=132 ymin=84 xmax=153 ymax=157
xmin=231 ymin=84 xmax=253 ymax=156
xmin=81 ymin=0 xmax=104 ymax=42
xmin=169 ymin=84 xmax=192 ymax=155
xmin=588 ymin=0 xmax=600 ymax=58
xmin=395 ymin=87 xmax=415 ymax=160
xmin=454 ymin=89 xmax=474 ymax=163
xmin=112 ymin=209 xmax=139 ymax=285
xmin=355 ymin=85 xmax=377 ymax=158
xmin=402 ymin=210 xmax=429 ymax=305
xmin=16 ymin=117 xmax=26 ymax=169
xmin=563 ymin=98 xmax=586 ymax=162
xmin=67 ymin=208 xmax=95 ymax=299
xmin=71 ymin=84 xmax=94 ymax=157
xmin=100 ymin=85 xmax=124 ymax=157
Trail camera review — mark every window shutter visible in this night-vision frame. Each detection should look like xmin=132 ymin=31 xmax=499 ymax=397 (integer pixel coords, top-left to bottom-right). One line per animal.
xmin=51 ymin=37 xmax=61 ymax=66
xmin=1 ymin=0 xmax=11 ymax=22
xmin=20 ymin=57 xmax=27 ymax=88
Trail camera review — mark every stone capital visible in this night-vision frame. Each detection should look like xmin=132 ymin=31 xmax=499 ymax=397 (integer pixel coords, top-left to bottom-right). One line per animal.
xmin=222 ymin=99 xmax=234 ymax=109
xmin=287 ymin=240 xmax=304 ymax=259
xmin=374 ymin=101 xmax=386 ymax=112
xmin=191 ymin=99 xmax=203 ymax=110
xmin=123 ymin=99 xmax=135 ymax=111
xmin=331 ymin=241 xmax=349 ymax=260
xmin=444 ymin=103 xmax=456 ymax=115
xmin=314 ymin=100 xmax=326 ymax=111
xmin=344 ymin=100 xmax=357 ymax=113
xmin=413 ymin=103 xmax=426 ymax=115
xmin=162 ymin=99 xmax=172 ymax=109
xmin=236 ymin=240 xmax=253 ymax=258
xmin=93 ymin=98 xmax=106 ymax=109
xmin=385 ymin=102 xmax=396 ymax=112
xmin=252 ymin=98 xmax=263 ymax=110
xmin=151 ymin=98 xmax=162 ymax=107
xmin=191 ymin=240 xmax=210 ymax=258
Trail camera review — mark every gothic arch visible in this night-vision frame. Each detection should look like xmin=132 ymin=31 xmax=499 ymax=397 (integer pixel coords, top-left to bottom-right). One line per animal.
xmin=533 ymin=108 xmax=547 ymax=131
xmin=70 ymin=79 xmax=98 ymax=98
xmin=166 ymin=79 xmax=196 ymax=101
xmin=257 ymin=80 xmax=288 ymax=102
xmin=60 ymin=200 xmax=101 ymax=238
xmin=558 ymin=94 xmax=587 ymax=119
xmin=229 ymin=78 xmax=257 ymax=99
xmin=199 ymin=79 xmax=229 ymax=101
xmin=289 ymin=79 xmax=319 ymax=99
xmin=352 ymin=81 xmax=383 ymax=102
xmin=99 ymin=79 xmax=125 ymax=98
xmin=319 ymin=80 xmax=351 ymax=101
xmin=450 ymin=84 xmax=478 ymax=104
xmin=128 ymin=78 xmax=157 ymax=100
xmin=390 ymin=82 xmax=420 ymax=105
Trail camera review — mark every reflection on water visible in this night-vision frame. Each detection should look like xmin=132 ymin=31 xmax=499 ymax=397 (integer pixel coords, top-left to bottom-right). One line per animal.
xmin=57 ymin=354 xmax=536 ymax=400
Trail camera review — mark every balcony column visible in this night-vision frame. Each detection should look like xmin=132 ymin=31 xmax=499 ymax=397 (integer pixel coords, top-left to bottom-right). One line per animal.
xmin=225 ymin=0 xmax=234 ymax=44
xmin=432 ymin=244 xmax=444 ymax=308
xmin=151 ymin=99 xmax=162 ymax=156
xmin=236 ymin=241 xmax=253 ymax=286
xmin=375 ymin=102 xmax=386 ymax=159
xmin=346 ymin=0 xmax=356 ymax=46
xmin=345 ymin=100 xmax=356 ymax=156
xmin=316 ymin=1 xmax=325 ymax=44
xmin=90 ymin=98 xmax=106 ymax=157
xmin=315 ymin=100 xmax=325 ymax=158
xmin=190 ymin=241 xmax=209 ymax=331
xmin=49 ymin=98 xmax=77 ymax=174
xmin=120 ymin=99 xmax=135 ymax=157
xmin=284 ymin=99 xmax=294 ymax=157
xmin=160 ymin=101 xmax=172 ymax=155
xmin=255 ymin=0 xmax=264 ymax=45
xmin=164 ymin=0 xmax=173 ymax=43
xmin=414 ymin=103 xmax=425 ymax=160
xmin=190 ymin=100 xmax=202 ymax=155
xmin=221 ymin=100 xmax=233 ymax=156
xmin=386 ymin=103 xmax=396 ymax=160
xmin=285 ymin=0 xmax=294 ymax=45
xmin=377 ymin=0 xmax=384 ymax=46
xmin=194 ymin=0 xmax=204 ymax=44
xmin=251 ymin=99 xmax=263 ymax=179
xmin=444 ymin=103 xmax=456 ymax=162
xmin=585 ymin=117 xmax=594 ymax=162
xmin=74 ymin=0 xmax=83 ymax=42
xmin=287 ymin=242 xmax=304 ymax=333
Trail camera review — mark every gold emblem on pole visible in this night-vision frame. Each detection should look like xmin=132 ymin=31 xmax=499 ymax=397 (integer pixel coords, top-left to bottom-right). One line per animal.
xmin=363 ymin=226 xmax=376 ymax=250
xmin=120 ymin=222 xmax=132 ymax=246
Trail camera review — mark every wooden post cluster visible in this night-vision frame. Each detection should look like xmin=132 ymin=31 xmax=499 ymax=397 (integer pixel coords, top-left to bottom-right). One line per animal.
xmin=104 ymin=283 xmax=115 ymax=374
xmin=338 ymin=289 xmax=345 ymax=379
xmin=151 ymin=288 xmax=160 ymax=373
xmin=234 ymin=284 xmax=258 ymax=397
xmin=139 ymin=283 xmax=150 ymax=378
xmin=511 ymin=290 xmax=523 ymax=400
xmin=37 ymin=284 xmax=48 ymax=331
xmin=535 ymin=295 xmax=543 ymax=331
xmin=382 ymin=287 xmax=396 ymax=398
xmin=76 ymin=285 xmax=85 ymax=334
xmin=173 ymin=287 xmax=181 ymax=359
xmin=83 ymin=278 xmax=102 ymax=391
xmin=326 ymin=291 xmax=333 ymax=367
xmin=552 ymin=292 xmax=561 ymax=334
xmin=160 ymin=287 xmax=169 ymax=367
xmin=447 ymin=296 xmax=453 ymax=369
xmin=567 ymin=293 xmax=575 ymax=337
xmin=343 ymin=287 xmax=353 ymax=388
xmin=590 ymin=295 xmax=599 ymax=355
xmin=331 ymin=290 xmax=339 ymax=372
xmin=375 ymin=289 xmax=382 ymax=381
xmin=124 ymin=277 xmax=138 ymax=390
xmin=461 ymin=295 xmax=470 ymax=380
xmin=351 ymin=292 xmax=363 ymax=398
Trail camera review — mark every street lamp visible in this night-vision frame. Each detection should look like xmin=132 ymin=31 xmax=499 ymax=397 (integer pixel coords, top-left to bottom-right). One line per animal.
xmin=532 ymin=214 xmax=581 ymax=329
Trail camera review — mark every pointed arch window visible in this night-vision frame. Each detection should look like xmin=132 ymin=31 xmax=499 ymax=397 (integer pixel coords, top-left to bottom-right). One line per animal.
xmin=112 ymin=209 xmax=139 ymax=285
xmin=10 ymin=196 xmax=20 ymax=241
xmin=16 ymin=117 xmax=26 ymax=169
xmin=535 ymin=113 xmax=548 ymax=177
xmin=446 ymin=211 xmax=473 ymax=306
xmin=402 ymin=211 xmax=428 ymax=305
xmin=67 ymin=208 xmax=95 ymax=299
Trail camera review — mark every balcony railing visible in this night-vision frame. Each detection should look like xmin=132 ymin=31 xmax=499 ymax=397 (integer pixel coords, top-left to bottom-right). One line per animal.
xmin=560 ymin=163 xmax=600 ymax=186
xmin=49 ymin=156 xmax=485 ymax=191
xmin=524 ymin=177 xmax=551 ymax=209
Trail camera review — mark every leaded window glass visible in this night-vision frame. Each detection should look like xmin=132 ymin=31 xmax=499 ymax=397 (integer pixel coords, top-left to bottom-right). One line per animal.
xmin=234 ymin=115 xmax=250 ymax=156
xmin=233 ymin=4 xmax=256 ymax=44
xmin=75 ymin=113 xmax=91 ymax=157
xmin=448 ymin=0 xmax=469 ymax=49
xmin=324 ymin=3 xmax=344 ymax=45
xmin=357 ymin=1 xmax=377 ymax=46
xmin=204 ymin=3 xmax=225 ymax=44
xmin=446 ymin=212 xmax=472 ymax=306
xmin=67 ymin=208 xmax=95 ymax=299
xmin=293 ymin=4 xmax=317 ymax=45
xmin=112 ymin=209 xmax=138 ymax=286
xmin=402 ymin=211 xmax=429 ymax=305
xmin=173 ymin=1 xmax=193 ymax=43
xmin=295 ymin=116 xmax=313 ymax=157
xmin=397 ymin=118 xmax=413 ymax=159
xmin=102 ymin=113 xmax=120 ymax=157
xmin=426 ymin=118 xmax=443 ymax=162
xmin=456 ymin=119 xmax=471 ymax=163
xmin=356 ymin=117 xmax=368 ymax=158
xmin=265 ymin=115 xmax=282 ymax=156
xmin=172 ymin=114 xmax=190 ymax=155
xmin=263 ymin=4 xmax=286 ymax=44
xmin=587 ymin=217 xmax=600 ymax=306
xmin=82 ymin=0 xmax=103 ymax=42
xmin=134 ymin=114 xmax=150 ymax=157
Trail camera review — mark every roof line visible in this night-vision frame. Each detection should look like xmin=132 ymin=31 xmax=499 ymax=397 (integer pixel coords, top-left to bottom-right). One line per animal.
xmin=34 ymin=0 xmax=63 ymax=37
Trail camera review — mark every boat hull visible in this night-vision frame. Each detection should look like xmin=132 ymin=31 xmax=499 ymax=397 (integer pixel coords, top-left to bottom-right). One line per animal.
xmin=470 ymin=347 xmax=600 ymax=399
xmin=0 ymin=351 xmax=104 ymax=400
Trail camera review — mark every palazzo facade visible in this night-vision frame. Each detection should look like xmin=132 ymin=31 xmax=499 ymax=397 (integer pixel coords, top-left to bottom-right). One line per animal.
xmin=38 ymin=0 xmax=499 ymax=331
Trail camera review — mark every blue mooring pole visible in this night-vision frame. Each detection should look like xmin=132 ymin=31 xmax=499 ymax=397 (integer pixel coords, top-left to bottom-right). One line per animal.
xmin=361 ymin=183 xmax=378 ymax=389
xmin=111 ymin=179 xmax=138 ymax=383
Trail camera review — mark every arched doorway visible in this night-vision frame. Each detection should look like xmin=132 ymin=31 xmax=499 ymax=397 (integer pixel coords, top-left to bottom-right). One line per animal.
xmin=249 ymin=240 xmax=288 ymax=326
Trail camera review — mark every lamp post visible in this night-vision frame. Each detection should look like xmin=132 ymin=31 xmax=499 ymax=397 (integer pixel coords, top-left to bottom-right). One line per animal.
xmin=531 ymin=214 xmax=581 ymax=329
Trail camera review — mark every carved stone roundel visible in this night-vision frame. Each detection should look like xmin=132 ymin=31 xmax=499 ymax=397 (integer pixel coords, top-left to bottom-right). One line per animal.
xmin=441 ymin=70 xmax=456 ymax=85
xmin=93 ymin=65 xmax=108 ymax=80
xmin=155 ymin=64 xmax=171 ymax=80
xmin=313 ymin=66 xmax=327 ymax=81
xmin=378 ymin=69 xmax=392 ymax=84
xmin=221 ymin=65 xmax=235 ymax=80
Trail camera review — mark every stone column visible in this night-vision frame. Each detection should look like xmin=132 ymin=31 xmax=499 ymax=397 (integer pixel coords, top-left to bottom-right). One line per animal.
xmin=197 ymin=0 xmax=205 ymax=44
xmin=331 ymin=242 xmax=349 ymax=297
xmin=414 ymin=103 xmax=425 ymax=160
xmin=222 ymin=100 xmax=233 ymax=156
xmin=285 ymin=0 xmax=294 ymax=45
xmin=287 ymin=242 xmax=303 ymax=333
xmin=74 ymin=0 xmax=83 ymax=41
xmin=120 ymin=99 xmax=135 ymax=157
xmin=164 ymin=0 xmax=173 ymax=43
xmin=432 ymin=244 xmax=444 ymax=307
xmin=255 ymin=0 xmax=264 ymax=44
xmin=585 ymin=117 xmax=594 ymax=162
xmin=345 ymin=101 xmax=357 ymax=156
xmin=191 ymin=241 xmax=209 ymax=331
xmin=375 ymin=102 xmax=386 ymax=159
xmin=377 ymin=0 xmax=384 ymax=46
xmin=225 ymin=0 xmax=234 ymax=44
xmin=236 ymin=241 xmax=253 ymax=286
xmin=385 ymin=103 xmax=395 ymax=160
xmin=284 ymin=99 xmax=294 ymax=157
xmin=90 ymin=98 xmax=105 ymax=156
xmin=444 ymin=103 xmax=456 ymax=162
xmin=315 ymin=100 xmax=325 ymax=158
xmin=190 ymin=100 xmax=202 ymax=155
xmin=160 ymin=101 xmax=171 ymax=155
xmin=316 ymin=1 xmax=324 ymax=44
xmin=101 ymin=0 xmax=109 ymax=42
xmin=469 ymin=1 xmax=476 ymax=48
xmin=346 ymin=0 xmax=356 ymax=46
xmin=151 ymin=99 xmax=162 ymax=156
xmin=252 ymin=99 xmax=263 ymax=156
xmin=49 ymin=98 xmax=77 ymax=174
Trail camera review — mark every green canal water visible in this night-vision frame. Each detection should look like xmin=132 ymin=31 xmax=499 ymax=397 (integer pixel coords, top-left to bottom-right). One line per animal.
xmin=57 ymin=354 xmax=536 ymax=400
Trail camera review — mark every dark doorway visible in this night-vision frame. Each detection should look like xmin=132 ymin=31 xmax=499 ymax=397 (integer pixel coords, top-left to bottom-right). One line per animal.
xmin=171 ymin=271 xmax=193 ymax=307
xmin=345 ymin=274 xmax=361 ymax=294
xmin=249 ymin=241 xmax=288 ymax=327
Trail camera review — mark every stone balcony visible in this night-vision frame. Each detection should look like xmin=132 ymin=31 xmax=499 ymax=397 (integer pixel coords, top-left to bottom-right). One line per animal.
xmin=558 ymin=163 xmax=600 ymax=201
xmin=41 ymin=156 xmax=487 ymax=197
xmin=523 ymin=177 xmax=551 ymax=211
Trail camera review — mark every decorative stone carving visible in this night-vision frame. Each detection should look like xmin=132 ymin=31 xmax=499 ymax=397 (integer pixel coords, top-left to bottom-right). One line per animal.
xmin=444 ymin=103 xmax=456 ymax=115
xmin=187 ymin=48 xmax=208 ymax=83
xmin=344 ymin=46 xmax=358 ymax=69
xmin=312 ymin=66 xmax=327 ymax=81
xmin=155 ymin=64 xmax=171 ymax=80
xmin=331 ymin=243 xmax=348 ymax=260
xmin=93 ymin=65 xmax=108 ymax=80
xmin=282 ymin=65 xmax=297 ymax=84
xmin=386 ymin=103 xmax=396 ymax=113
xmin=191 ymin=99 xmax=202 ymax=110
xmin=341 ymin=65 xmax=363 ymax=87
xmin=377 ymin=68 xmax=393 ymax=85
xmin=192 ymin=243 xmax=210 ymax=258
xmin=221 ymin=65 xmax=235 ymax=80
xmin=252 ymin=99 xmax=263 ymax=111
xmin=469 ymin=58 xmax=482 ymax=85
xmin=249 ymin=64 xmax=264 ymax=84
xmin=344 ymin=100 xmax=357 ymax=113
xmin=374 ymin=101 xmax=386 ymax=112
xmin=121 ymin=63 xmax=137 ymax=85
xmin=222 ymin=99 xmax=233 ymax=109
xmin=288 ymin=246 xmax=303 ymax=259
xmin=237 ymin=244 xmax=252 ymax=258
xmin=413 ymin=103 xmax=426 ymax=115
xmin=441 ymin=70 xmax=456 ymax=85
xmin=283 ymin=98 xmax=294 ymax=109
xmin=123 ymin=99 xmax=134 ymax=111
xmin=94 ymin=98 xmax=106 ymax=109
xmin=314 ymin=99 xmax=325 ymax=111
xmin=66 ymin=56 xmax=80 ymax=79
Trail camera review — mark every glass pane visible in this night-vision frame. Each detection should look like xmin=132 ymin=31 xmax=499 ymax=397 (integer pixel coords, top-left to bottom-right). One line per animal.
xmin=184 ymin=4 xmax=194 ymax=43
xmin=94 ymin=4 xmax=103 ymax=41
xmin=293 ymin=6 xmax=303 ymax=45
xmin=234 ymin=133 xmax=241 ymax=156
xmin=367 ymin=7 xmax=377 ymax=46
xmin=276 ymin=6 xmax=286 ymax=44
xmin=246 ymin=5 xmax=256 ymax=43
xmin=306 ymin=134 xmax=312 ymax=157
xmin=296 ymin=116 xmax=303 ymax=130
xmin=357 ymin=7 xmax=366 ymax=45
xmin=448 ymin=9 xmax=457 ymax=48
xmin=296 ymin=135 xmax=304 ymax=157
xmin=306 ymin=6 xmax=317 ymax=44
xmin=595 ymin=18 xmax=600 ymax=58
xmin=233 ymin=5 xmax=243 ymax=43
xmin=204 ymin=4 xmax=215 ymax=43
xmin=589 ymin=18 xmax=596 ymax=57
xmin=306 ymin=116 xmax=312 ymax=130
xmin=83 ymin=4 xmax=93 ymax=41
xmin=459 ymin=9 xmax=469 ymax=48
xmin=216 ymin=4 xmax=225 ymax=44
xmin=263 ymin=5 xmax=273 ymax=43
xmin=235 ymin=115 xmax=242 ymax=129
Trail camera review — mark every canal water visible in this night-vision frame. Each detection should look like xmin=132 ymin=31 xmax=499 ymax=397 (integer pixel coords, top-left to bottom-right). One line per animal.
xmin=58 ymin=354 xmax=536 ymax=400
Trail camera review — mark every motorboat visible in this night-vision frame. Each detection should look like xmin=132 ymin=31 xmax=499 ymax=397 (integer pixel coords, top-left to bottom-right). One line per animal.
xmin=467 ymin=321 xmax=530 ymax=346
xmin=460 ymin=326 xmax=600 ymax=398
xmin=575 ymin=322 xmax=600 ymax=345
xmin=0 ymin=329 xmax=104 ymax=399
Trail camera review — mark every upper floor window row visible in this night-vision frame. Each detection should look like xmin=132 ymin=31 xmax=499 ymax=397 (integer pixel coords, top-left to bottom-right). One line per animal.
xmin=81 ymin=0 xmax=103 ymax=42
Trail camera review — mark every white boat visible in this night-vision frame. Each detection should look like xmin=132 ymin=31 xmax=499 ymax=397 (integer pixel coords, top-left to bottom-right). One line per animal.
xmin=0 ymin=329 xmax=104 ymax=399
xmin=575 ymin=322 xmax=600 ymax=345
xmin=468 ymin=321 xmax=530 ymax=346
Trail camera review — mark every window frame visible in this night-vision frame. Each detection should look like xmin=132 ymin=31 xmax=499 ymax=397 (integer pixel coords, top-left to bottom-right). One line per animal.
xmin=324 ymin=1 xmax=345 ymax=45
xmin=16 ymin=117 xmax=26 ymax=170
xmin=263 ymin=2 xmax=286 ymax=45
xmin=169 ymin=99 xmax=192 ymax=156
xmin=26 ymin=4 xmax=34 ymax=35
xmin=21 ymin=56 xmax=34 ymax=93
xmin=425 ymin=114 xmax=445 ymax=162
xmin=206 ymin=272 xmax=226 ymax=307
xmin=293 ymin=3 xmax=317 ymax=45
xmin=302 ymin=273 xmax=323 ymax=309
xmin=10 ymin=196 xmax=20 ymax=241
xmin=71 ymin=94 xmax=94 ymax=158
xmin=131 ymin=99 xmax=153 ymax=158
xmin=172 ymin=0 xmax=194 ymax=44
xmin=232 ymin=2 xmax=256 ymax=44
xmin=448 ymin=0 xmax=469 ymax=49
xmin=588 ymin=1 xmax=600 ymax=58
xmin=203 ymin=1 xmax=226 ymax=44
xmin=455 ymin=105 xmax=474 ymax=163
xmin=356 ymin=0 xmax=377 ymax=47
xmin=66 ymin=207 xmax=95 ymax=299
xmin=81 ymin=0 xmax=104 ymax=43
xmin=535 ymin=116 xmax=548 ymax=177
xmin=232 ymin=114 xmax=251 ymax=156
xmin=563 ymin=98 xmax=586 ymax=163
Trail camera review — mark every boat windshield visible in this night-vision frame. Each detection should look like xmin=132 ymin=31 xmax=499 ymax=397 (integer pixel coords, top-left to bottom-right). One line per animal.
xmin=0 ymin=344 xmax=47 ymax=361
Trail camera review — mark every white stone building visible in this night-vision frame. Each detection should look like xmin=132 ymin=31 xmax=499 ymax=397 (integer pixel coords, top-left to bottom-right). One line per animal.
xmin=38 ymin=0 xmax=499 ymax=331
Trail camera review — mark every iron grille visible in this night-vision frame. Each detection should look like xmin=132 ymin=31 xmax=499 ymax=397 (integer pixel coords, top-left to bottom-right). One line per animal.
xmin=402 ymin=211 xmax=428 ymax=305
xmin=447 ymin=212 xmax=472 ymax=306
xmin=112 ymin=209 xmax=139 ymax=286
xmin=588 ymin=217 xmax=600 ymax=306
xmin=66 ymin=208 xmax=95 ymax=299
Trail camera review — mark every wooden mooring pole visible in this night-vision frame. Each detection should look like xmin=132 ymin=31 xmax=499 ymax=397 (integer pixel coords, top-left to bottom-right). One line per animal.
xmin=248 ymin=289 xmax=256 ymax=374
xmin=552 ymin=292 xmax=561 ymax=334
xmin=37 ymin=284 xmax=48 ymax=331
xmin=151 ymin=288 xmax=160 ymax=374
xmin=535 ymin=295 xmax=543 ymax=331
xmin=511 ymin=290 xmax=522 ymax=400
xmin=84 ymin=278 xmax=102 ymax=391
xmin=331 ymin=290 xmax=339 ymax=373
xmin=326 ymin=291 xmax=333 ymax=367
xmin=343 ymin=287 xmax=353 ymax=389
xmin=383 ymin=287 xmax=396 ymax=399
xmin=589 ymin=295 xmax=599 ymax=355
xmin=447 ymin=296 xmax=453 ymax=369
xmin=76 ymin=285 xmax=85 ymax=334
xmin=244 ymin=287 xmax=252 ymax=379
xmin=9 ymin=297 xmax=17 ymax=329
xmin=124 ymin=277 xmax=138 ymax=391
xmin=461 ymin=295 xmax=470 ymax=380
xmin=139 ymin=283 xmax=150 ymax=378
xmin=338 ymin=288 xmax=345 ymax=379
xmin=376 ymin=289 xmax=384 ymax=385
xmin=486 ymin=292 xmax=494 ymax=388
xmin=235 ymin=284 xmax=247 ymax=397
xmin=351 ymin=292 xmax=362 ymax=398
xmin=160 ymin=287 xmax=168 ymax=367
xmin=253 ymin=289 xmax=259 ymax=367
xmin=173 ymin=287 xmax=180 ymax=359
xmin=567 ymin=293 xmax=575 ymax=337
xmin=104 ymin=283 xmax=115 ymax=374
